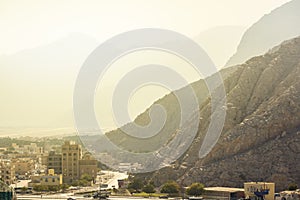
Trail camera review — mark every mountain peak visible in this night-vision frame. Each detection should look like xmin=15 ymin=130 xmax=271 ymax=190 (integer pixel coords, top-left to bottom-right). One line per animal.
xmin=126 ymin=35 xmax=300 ymax=191
xmin=225 ymin=0 xmax=300 ymax=67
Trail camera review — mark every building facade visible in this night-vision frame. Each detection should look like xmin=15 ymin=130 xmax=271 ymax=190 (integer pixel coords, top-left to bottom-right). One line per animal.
xmin=0 ymin=160 xmax=15 ymax=186
xmin=61 ymin=141 xmax=82 ymax=184
xmin=12 ymin=158 xmax=34 ymax=178
xmin=29 ymin=169 xmax=62 ymax=187
xmin=204 ymin=187 xmax=245 ymax=200
xmin=47 ymin=151 xmax=62 ymax=175
xmin=79 ymin=153 xmax=98 ymax=182
xmin=244 ymin=182 xmax=275 ymax=200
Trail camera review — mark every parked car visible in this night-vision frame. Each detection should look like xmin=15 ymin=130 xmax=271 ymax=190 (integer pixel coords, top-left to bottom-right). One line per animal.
xmin=159 ymin=195 xmax=169 ymax=199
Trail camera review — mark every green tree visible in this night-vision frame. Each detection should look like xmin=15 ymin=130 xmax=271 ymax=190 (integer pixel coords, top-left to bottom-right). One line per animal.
xmin=160 ymin=181 xmax=179 ymax=194
xmin=186 ymin=183 xmax=205 ymax=196
xmin=288 ymin=183 xmax=298 ymax=191
xmin=33 ymin=185 xmax=48 ymax=192
xmin=78 ymin=179 xmax=89 ymax=187
xmin=71 ymin=181 xmax=79 ymax=187
xmin=142 ymin=184 xmax=155 ymax=193
xmin=7 ymin=147 xmax=15 ymax=151
xmin=60 ymin=184 xmax=69 ymax=192
xmin=48 ymin=185 xmax=60 ymax=191
xmin=128 ymin=178 xmax=144 ymax=192
xmin=21 ymin=186 xmax=28 ymax=193
xmin=80 ymin=173 xmax=93 ymax=182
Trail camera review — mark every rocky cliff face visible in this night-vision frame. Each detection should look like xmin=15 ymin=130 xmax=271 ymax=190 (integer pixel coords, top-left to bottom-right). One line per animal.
xmin=225 ymin=0 xmax=300 ymax=67
xmin=138 ymin=36 xmax=300 ymax=191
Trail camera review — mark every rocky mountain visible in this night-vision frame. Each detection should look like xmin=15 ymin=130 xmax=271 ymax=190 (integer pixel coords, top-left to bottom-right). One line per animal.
xmin=107 ymin=36 xmax=300 ymax=191
xmin=225 ymin=0 xmax=300 ymax=67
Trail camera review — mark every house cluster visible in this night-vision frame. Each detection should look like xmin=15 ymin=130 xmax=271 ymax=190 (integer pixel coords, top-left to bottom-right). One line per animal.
xmin=0 ymin=143 xmax=40 ymax=186
xmin=0 ymin=140 xmax=98 ymax=188
xmin=204 ymin=182 xmax=299 ymax=200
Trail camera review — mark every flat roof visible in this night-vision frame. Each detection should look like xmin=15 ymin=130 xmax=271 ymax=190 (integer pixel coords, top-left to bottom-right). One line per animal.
xmin=205 ymin=187 xmax=245 ymax=193
xmin=244 ymin=182 xmax=274 ymax=184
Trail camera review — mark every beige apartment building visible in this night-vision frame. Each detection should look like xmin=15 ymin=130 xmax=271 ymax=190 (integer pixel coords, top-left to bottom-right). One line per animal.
xmin=23 ymin=143 xmax=43 ymax=154
xmin=41 ymin=153 xmax=49 ymax=166
xmin=79 ymin=153 xmax=98 ymax=182
xmin=29 ymin=169 xmax=62 ymax=187
xmin=12 ymin=158 xmax=34 ymax=177
xmin=0 ymin=160 xmax=15 ymax=186
xmin=47 ymin=151 xmax=62 ymax=175
xmin=61 ymin=141 xmax=82 ymax=184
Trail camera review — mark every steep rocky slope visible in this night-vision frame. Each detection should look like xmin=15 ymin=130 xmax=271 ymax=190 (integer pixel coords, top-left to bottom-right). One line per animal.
xmin=133 ymin=36 xmax=300 ymax=191
xmin=104 ymin=66 xmax=237 ymax=153
xmin=225 ymin=0 xmax=300 ymax=67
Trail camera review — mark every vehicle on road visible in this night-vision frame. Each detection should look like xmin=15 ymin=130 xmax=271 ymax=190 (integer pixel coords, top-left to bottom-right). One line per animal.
xmin=83 ymin=193 xmax=92 ymax=197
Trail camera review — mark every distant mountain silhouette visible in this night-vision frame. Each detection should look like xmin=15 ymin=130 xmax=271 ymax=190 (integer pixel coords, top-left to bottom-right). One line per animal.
xmin=194 ymin=26 xmax=246 ymax=68
xmin=0 ymin=27 xmax=245 ymax=129
xmin=225 ymin=0 xmax=300 ymax=67
xmin=0 ymin=33 xmax=99 ymax=128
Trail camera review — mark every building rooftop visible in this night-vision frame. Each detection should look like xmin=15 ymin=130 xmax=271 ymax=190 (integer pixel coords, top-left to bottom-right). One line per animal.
xmin=205 ymin=187 xmax=245 ymax=193
xmin=244 ymin=182 xmax=274 ymax=184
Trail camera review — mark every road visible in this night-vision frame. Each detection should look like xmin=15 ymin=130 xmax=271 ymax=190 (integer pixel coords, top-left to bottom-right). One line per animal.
xmin=17 ymin=196 xmax=158 ymax=200
xmin=16 ymin=171 xmax=128 ymax=199
xmin=18 ymin=196 xmax=158 ymax=200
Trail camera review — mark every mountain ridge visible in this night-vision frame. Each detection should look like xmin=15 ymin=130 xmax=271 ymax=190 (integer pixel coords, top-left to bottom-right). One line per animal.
xmin=225 ymin=0 xmax=300 ymax=67
xmin=115 ymin=36 xmax=300 ymax=191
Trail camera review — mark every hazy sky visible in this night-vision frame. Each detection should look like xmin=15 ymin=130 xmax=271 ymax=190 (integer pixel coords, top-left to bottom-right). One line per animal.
xmin=0 ymin=0 xmax=293 ymax=133
xmin=0 ymin=0 xmax=291 ymax=55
